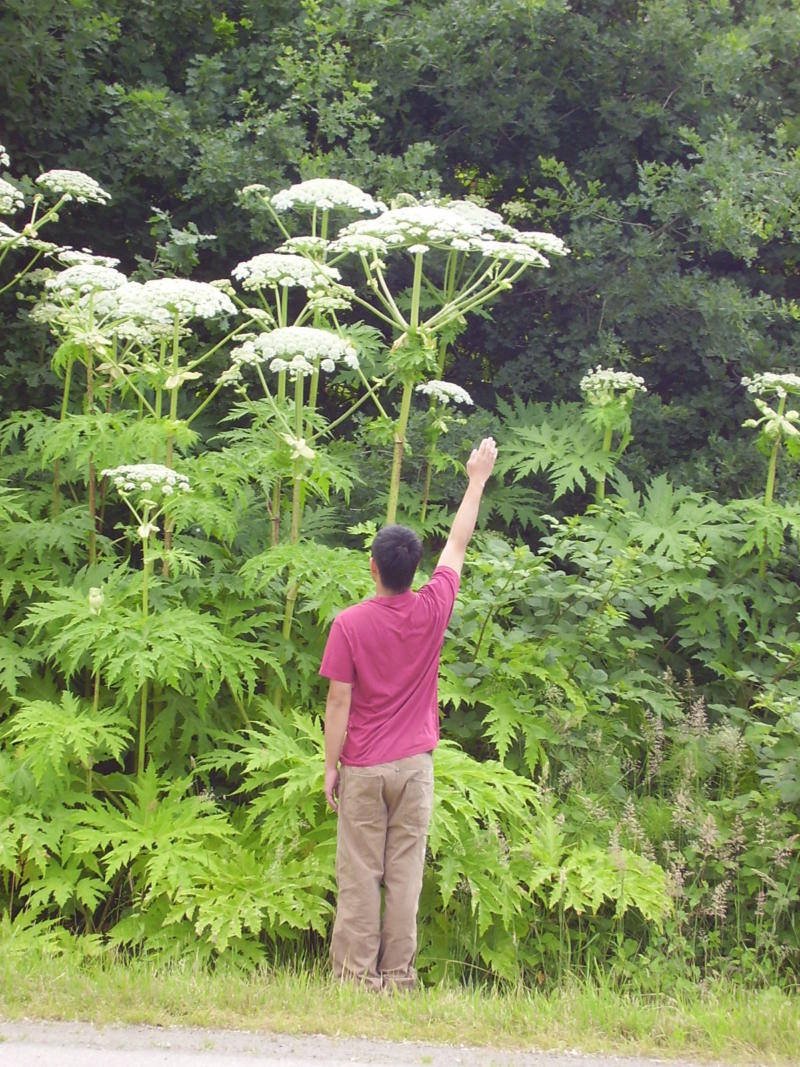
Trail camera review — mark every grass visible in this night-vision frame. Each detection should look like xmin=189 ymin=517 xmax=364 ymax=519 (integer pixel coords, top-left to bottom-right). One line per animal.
xmin=0 ymin=931 xmax=798 ymax=1065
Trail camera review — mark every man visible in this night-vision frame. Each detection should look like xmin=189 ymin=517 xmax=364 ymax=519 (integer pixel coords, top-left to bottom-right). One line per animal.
xmin=319 ymin=437 xmax=498 ymax=991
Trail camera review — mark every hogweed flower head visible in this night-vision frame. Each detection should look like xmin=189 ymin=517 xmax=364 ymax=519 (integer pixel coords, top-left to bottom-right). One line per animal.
xmin=0 ymin=144 xmax=10 ymax=168
xmin=102 ymin=463 xmax=191 ymax=498
xmin=580 ymin=364 xmax=647 ymax=405
xmin=338 ymin=202 xmax=510 ymax=252
xmin=35 ymin=169 xmax=111 ymax=205
xmin=277 ymin=236 xmax=331 ymax=259
xmin=741 ymin=372 xmax=800 ymax=399
xmin=0 ymin=178 xmax=24 ymax=214
xmin=415 ymin=380 xmax=474 ymax=406
xmin=45 ymin=264 xmax=128 ymax=299
xmin=229 ymin=326 xmax=359 ymax=380
xmin=92 ymin=278 xmax=236 ymax=341
xmin=271 ymin=179 xmax=385 ymax=215
xmin=56 ymin=249 xmax=121 ymax=269
xmin=232 ymin=252 xmax=341 ymax=291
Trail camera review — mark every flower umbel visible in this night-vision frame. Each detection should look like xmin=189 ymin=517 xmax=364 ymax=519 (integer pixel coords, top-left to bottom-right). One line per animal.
xmin=271 ymin=179 xmax=385 ymax=215
xmin=580 ymin=365 xmax=647 ymax=405
xmin=415 ymin=380 xmax=474 ymax=407
xmin=35 ymin=170 xmax=111 ymax=205
xmin=101 ymin=464 xmax=191 ymax=496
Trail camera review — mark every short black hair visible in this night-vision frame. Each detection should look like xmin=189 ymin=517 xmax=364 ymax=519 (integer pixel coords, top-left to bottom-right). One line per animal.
xmin=371 ymin=525 xmax=423 ymax=592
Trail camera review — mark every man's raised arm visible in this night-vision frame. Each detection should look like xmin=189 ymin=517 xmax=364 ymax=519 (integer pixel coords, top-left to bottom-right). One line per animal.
xmin=437 ymin=437 xmax=498 ymax=577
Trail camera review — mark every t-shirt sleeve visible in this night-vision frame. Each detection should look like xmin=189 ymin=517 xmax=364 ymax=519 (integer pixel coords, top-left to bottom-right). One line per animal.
xmin=319 ymin=615 xmax=356 ymax=683
xmin=419 ymin=565 xmax=460 ymax=629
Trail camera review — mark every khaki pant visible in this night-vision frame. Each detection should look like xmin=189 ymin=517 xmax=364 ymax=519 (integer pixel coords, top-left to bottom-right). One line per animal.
xmin=330 ymin=752 xmax=434 ymax=991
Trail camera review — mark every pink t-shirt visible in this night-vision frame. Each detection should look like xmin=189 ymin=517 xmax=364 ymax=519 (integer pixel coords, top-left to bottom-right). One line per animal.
xmin=319 ymin=565 xmax=460 ymax=766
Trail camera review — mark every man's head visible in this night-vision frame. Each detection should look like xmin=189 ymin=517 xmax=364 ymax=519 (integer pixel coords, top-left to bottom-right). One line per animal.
xmin=371 ymin=524 xmax=423 ymax=593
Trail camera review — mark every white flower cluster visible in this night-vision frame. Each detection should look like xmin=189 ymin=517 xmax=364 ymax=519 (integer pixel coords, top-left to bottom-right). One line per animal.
xmin=0 ymin=178 xmax=24 ymax=214
xmin=741 ymin=372 xmax=800 ymax=399
xmin=328 ymin=232 xmax=389 ymax=257
xmin=338 ymin=204 xmax=499 ymax=250
xmin=472 ymin=239 xmax=549 ymax=266
xmin=277 ymin=236 xmax=330 ymax=258
xmin=57 ymin=249 xmax=121 ymax=268
xmin=515 ymin=231 xmax=570 ymax=257
xmin=232 ymin=253 xmax=341 ymax=291
xmin=271 ymin=179 xmax=385 ymax=215
xmin=102 ymin=463 xmax=190 ymax=496
xmin=0 ymin=144 xmax=9 ymax=168
xmin=415 ymin=380 xmax=474 ymax=406
xmin=333 ymin=199 xmax=568 ymax=266
xmin=580 ymin=365 xmax=647 ymax=402
xmin=35 ymin=169 xmax=111 ymax=205
xmin=228 ymin=326 xmax=359 ymax=381
xmin=92 ymin=279 xmax=236 ymax=341
xmin=45 ymin=264 xmax=128 ymax=299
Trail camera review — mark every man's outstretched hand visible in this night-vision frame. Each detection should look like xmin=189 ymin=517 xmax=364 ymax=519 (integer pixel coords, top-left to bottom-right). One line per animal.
xmin=466 ymin=437 xmax=498 ymax=486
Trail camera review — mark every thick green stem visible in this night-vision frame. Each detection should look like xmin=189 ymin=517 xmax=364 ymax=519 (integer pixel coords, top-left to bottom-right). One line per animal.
xmin=595 ymin=426 xmax=614 ymax=502
xmin=137 ymin=528 xmax=153 ymax=777
xmin=759 ymin=395 xmax=786 ymax=578
xmin=52 ymin=357 xmax=75 ymax=517
xmin=86 ymin=347 xmax=97 ymax=566
xmin=386 ymin=381 xmax=414 ymax=525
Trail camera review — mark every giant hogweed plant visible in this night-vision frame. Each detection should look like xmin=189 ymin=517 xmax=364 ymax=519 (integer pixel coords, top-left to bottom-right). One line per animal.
xmin=1 ymin=150 xmax=798 ymax=980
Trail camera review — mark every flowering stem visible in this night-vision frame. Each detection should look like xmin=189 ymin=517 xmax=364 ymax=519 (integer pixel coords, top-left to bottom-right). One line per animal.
xmin=52 ymin=356 xmax=75 ymax=517
xmin=386 ymin=380 xmax=413 ymax=525
xmin=86 ymin=342 xmax=97 ymax=566
xmin=137 ymin=522 xmax=153 ymax=777
xmin=162 ymin=313 xmax=182 ymax=573
xmin=596 ymin=426 xmax=614 ymax=502
xmin=759 ymin=395 xmax=785 ymax=579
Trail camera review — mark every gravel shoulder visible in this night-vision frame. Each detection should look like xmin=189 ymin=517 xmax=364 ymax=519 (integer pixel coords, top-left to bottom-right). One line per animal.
xmin=0 ymin=1019 xmax=726 ymax=1067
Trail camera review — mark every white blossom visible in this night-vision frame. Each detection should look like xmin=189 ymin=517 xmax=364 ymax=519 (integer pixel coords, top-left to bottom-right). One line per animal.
xmin=514 ymin=230 xmax=570 ymax=257
xmin=416 ymin=380 xmax=474 ymax=406
xmin=229 ymin=326 xmax=359 ymax=380
xmin=277 ymin=236 xmax=330 ymax=258
xmin=271 ymin=179 xmax=385 ymax=215
xmin=580 ymin=365 xmax=647 ymax=403
xmin=35 ymin=169 xmax=111 ymax=204
xmin=101 ymin=463 xmax=190 ymax=495
xmin=92 ymin=279 xmax=236 ymax=340
xmin=232 ymin=253 xmax=341 ymax=291
xmin=337 ymin=201 xmax=519 ymax=254
xmin=0 ymin=144 xmax=10 ymax=168
xmin=328 ymin=232 xmax=388 ymax=257
xmin=0 ymin=178 xmax=24 ymax=214
xmin=741 ymin=372 xmax=800 ymax=399
xmin=471 ymin=239 xmax=550 ymax=266
xmin=45 ymin=264 xmax=128 ymax=299
xmin=743 ymin=396 xmax=800 ymax=439
xmin=281 ymin=433 xmax=316 ymax=461
xmin=88 ymin=586 xmax=104 ymax=616
xmin=56 ymin=249 xmax=121 ymax=268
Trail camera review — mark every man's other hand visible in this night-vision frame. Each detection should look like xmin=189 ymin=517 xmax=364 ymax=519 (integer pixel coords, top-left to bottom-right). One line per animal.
xmin=325 ymin=766 xmax=340 ymax=811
